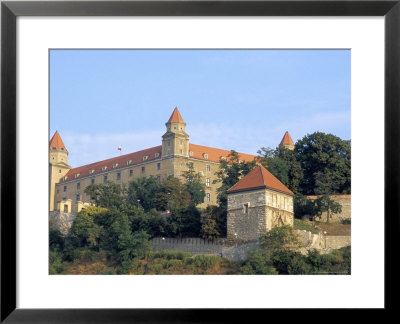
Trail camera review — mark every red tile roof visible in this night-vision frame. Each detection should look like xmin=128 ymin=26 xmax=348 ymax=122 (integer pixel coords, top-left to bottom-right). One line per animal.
xmin=189 ymin=143 xmax=257 ymax=163
xmin=167 ymin=107 xmax=185 ymax=123
xmin=280 ymin=131 xmax=294 ymax=146
xmin=59 ymin=146 xmax=162 ymax=183
xmin=227 ymin=165 xmax=294 ymax=195
xmin=49 ymin=131 xmax=67 ymax=151
xmin=59 ymin=143 xmax=257 ymax=183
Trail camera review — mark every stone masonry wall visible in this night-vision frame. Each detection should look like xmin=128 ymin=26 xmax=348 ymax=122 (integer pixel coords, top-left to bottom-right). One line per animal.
xmin=307 ymin=194 xmax=351 ymax=223
xmin=227 ymin=189 xmax=267 ymax=244
xmin=49 ymin=211 xmax=76 ymax=236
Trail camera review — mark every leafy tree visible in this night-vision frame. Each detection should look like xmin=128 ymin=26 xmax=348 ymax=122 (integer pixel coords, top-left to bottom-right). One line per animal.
xmin=200 ymin=205 xmax=227 ymax=240
xmin=181 ymin=164 xmax=206 ymax=206
xmin=295 ymin=132 xmax=351 ymax=195
xmin=314 ymin=194 xmax=342 ymax=223
xmin=49 ymin=220 xmax=65 ymax=251
xmin=153 ymin=177 xmax=191 ymax=211
xmin=293 ymin=194 xmax=316 ymax=219
xmin=214 ymin=151 xmax=257 ymax=209
xmin=84 ymin=182 xmax=126 ymax=208
xmin=127 ymin=176 xmax=161 ymax=211
xmin=68 ymin=206 xmax=107 ymax=249
xmin=258 ymin=146 xmax=303 ymax=194
xmin=260 ymin=225 xmax=301 ymax=252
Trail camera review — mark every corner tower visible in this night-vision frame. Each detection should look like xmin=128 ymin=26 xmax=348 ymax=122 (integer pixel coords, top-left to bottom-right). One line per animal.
xmin=162 ymin=107 xmax=189 ymax=157
xmin=49 ymin=131 xmax=71 ymax=211
xmin=280 ymin=131 xmax=295 ymax=150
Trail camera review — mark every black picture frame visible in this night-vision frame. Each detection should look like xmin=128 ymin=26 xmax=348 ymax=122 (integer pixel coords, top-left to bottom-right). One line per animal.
xmin=1 ymin=0 xmax=399 ymax=322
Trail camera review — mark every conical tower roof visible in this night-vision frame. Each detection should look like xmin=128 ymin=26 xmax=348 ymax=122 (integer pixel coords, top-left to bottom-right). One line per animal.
xmin=227 ymin=165 xmax=293 ymax=195
xmin=280 ymin=131 xmax=294 ymax=146
xmin=167 ymin=107 xmax=185 ymax=123
xmin=49 ymin=131 xmax=67 ymax=150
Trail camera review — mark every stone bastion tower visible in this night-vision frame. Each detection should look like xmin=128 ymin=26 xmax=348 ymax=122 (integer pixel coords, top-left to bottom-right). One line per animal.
xmin=49 ymin=131 xmax=71 ymax=211
xmin=226 ymin=165 xmax=294 ymax=244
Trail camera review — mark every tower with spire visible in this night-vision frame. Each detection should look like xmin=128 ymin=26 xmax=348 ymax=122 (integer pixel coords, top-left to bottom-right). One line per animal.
xmin=279 ymin=131 xmax=295 ymax=150
xmin=161 ymin=107 xmax=190 ymax=158
xmin=49 ymin=131 xmax=71 ymax=211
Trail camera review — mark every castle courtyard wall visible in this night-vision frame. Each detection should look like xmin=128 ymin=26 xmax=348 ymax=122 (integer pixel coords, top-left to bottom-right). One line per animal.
xmin=307 ymin=194 xmax=351 ymax=223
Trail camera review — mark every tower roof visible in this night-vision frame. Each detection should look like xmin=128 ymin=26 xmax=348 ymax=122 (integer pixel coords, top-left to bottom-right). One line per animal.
xmin=280 ymin=131 xmax=294 ymax=146
xmin=167 ymin=107 xmax=184 ymax=123
xmin=49 ymin=131 xmax=67 ymax=150
xmin=227 ymin=165 xmax=294 ymax=195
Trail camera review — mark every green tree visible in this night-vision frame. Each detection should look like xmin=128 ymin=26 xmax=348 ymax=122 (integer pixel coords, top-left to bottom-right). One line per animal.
xmin=295 ymin=132 xmax=351 ymax=195
xmin=127 ymin=176 xmax=161 ymax=211
xmin=260 ymin=225 xmax=301 ymax=252
xmin=181 ymin=164 xmax=206 ymax=206
xmin=200 ymin=205 xmax=227 ymax=240
xmin=293 ymin=194 xmax=315 ymax=220
xmin=68 ymin=206 xmax=106 ymax=249
xmin=258 ymin=146 xmax=303 ymax=194
xmin=153 ymin=177 xmax=191 ymax=211
xmin=214 ymin=151 xmax=257 ymax=209
xmin=84 ymin=182 xmax=126 ymax=208
xmin=314 ymin=194 xmax=342 ymax=223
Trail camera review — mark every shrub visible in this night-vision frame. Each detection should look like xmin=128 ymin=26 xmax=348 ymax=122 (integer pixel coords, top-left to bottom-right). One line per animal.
xmin=260 ymin=225 xmax=301 ymax=251
xmin=49 ymin=250 xmax=64 ymax=274
xmin=271 ymin=250 xmax=310 ymax=274
xmin=341 ymin=218 xmax=351 ymax=225
xmin=191 ymin=255 xmax=220 ymax=270
xmin=239 ymin=250 xmax=277 ymax=275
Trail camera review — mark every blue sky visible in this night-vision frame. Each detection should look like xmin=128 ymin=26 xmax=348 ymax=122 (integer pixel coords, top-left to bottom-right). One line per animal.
xmin=50 ymin=49 xmax=350 ymax=168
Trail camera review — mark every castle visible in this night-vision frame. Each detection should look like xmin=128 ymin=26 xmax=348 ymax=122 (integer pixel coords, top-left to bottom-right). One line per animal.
xmin=50 ymin=107 xmax=284 ymax=213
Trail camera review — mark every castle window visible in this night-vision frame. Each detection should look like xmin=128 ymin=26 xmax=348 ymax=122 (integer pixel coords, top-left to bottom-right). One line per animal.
xmin=63 ymin=186 xmax=67 ymax=192
xmin=180 ymin=149 xmax=183 ymax=154
xmin=59 ymin=169 xmax=61 ymax=173
xmin=52 ymin=147 xmax=57 ymax=150
xmin=243 ymin=203 xmax=249 ymax=214
xmin=60 ymin=148 xmax=64 ymax=151
xmin=206 ymin=193 xmax=210 ymax=202
xmin=56 ymin=189 xmax=59 ymax=194
xmin=74 ymin=173 xmax=80 ymax=178
xmin=113 ymin=163 xmax=119 ymax=168
xmin=91 ymin=178 xmax=95 ymax=185
xmin=206 ymin=165 xmax=210 ymax=172
xmin=157 ymin=163 xmax=161 ymax=170
xmin=189 ymin=151 xmax=193 ymax=157
xmin=76 ymin=193 xmax=80 ymax=202
xmin=64 ymin=176 xmax=68 ymax=181
xmin=102 ymin=166 xmax=107 ymax=171
xmin=77 ymin=182 xmax=80 ymax=190
xmin=129 ymin=169 xmax=133 ymax=177
xmin=155 ymin=153 xmax=160 ymax=158
xmin=126 ymin=160 xmax=132 ymax=166
xmin=143 ymin=156 xmax=148 ymax=161
xmin=117 ymin=172 xmax=121 ymax=180
xmin=104 ymin=175 xmax=108 ymax=183
xmin=203 ymin=154 xmax=208 ymax=159
xmin=141 ymin=167 xmax=145 ymax=174
xmin=167 ymin=149 xmax=171 ymax=155
xmin=89 ymin=169 xmax=94 ymax=175
xmin=206 ymin=178 xmax=210 ymax=187
xmin=188 ymin=162 xmax=193 ymax=169
xmin=63 ymin=204 xmax=68 ymax=213
xmin=157 ymin=175 xmax=161 ymax=182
